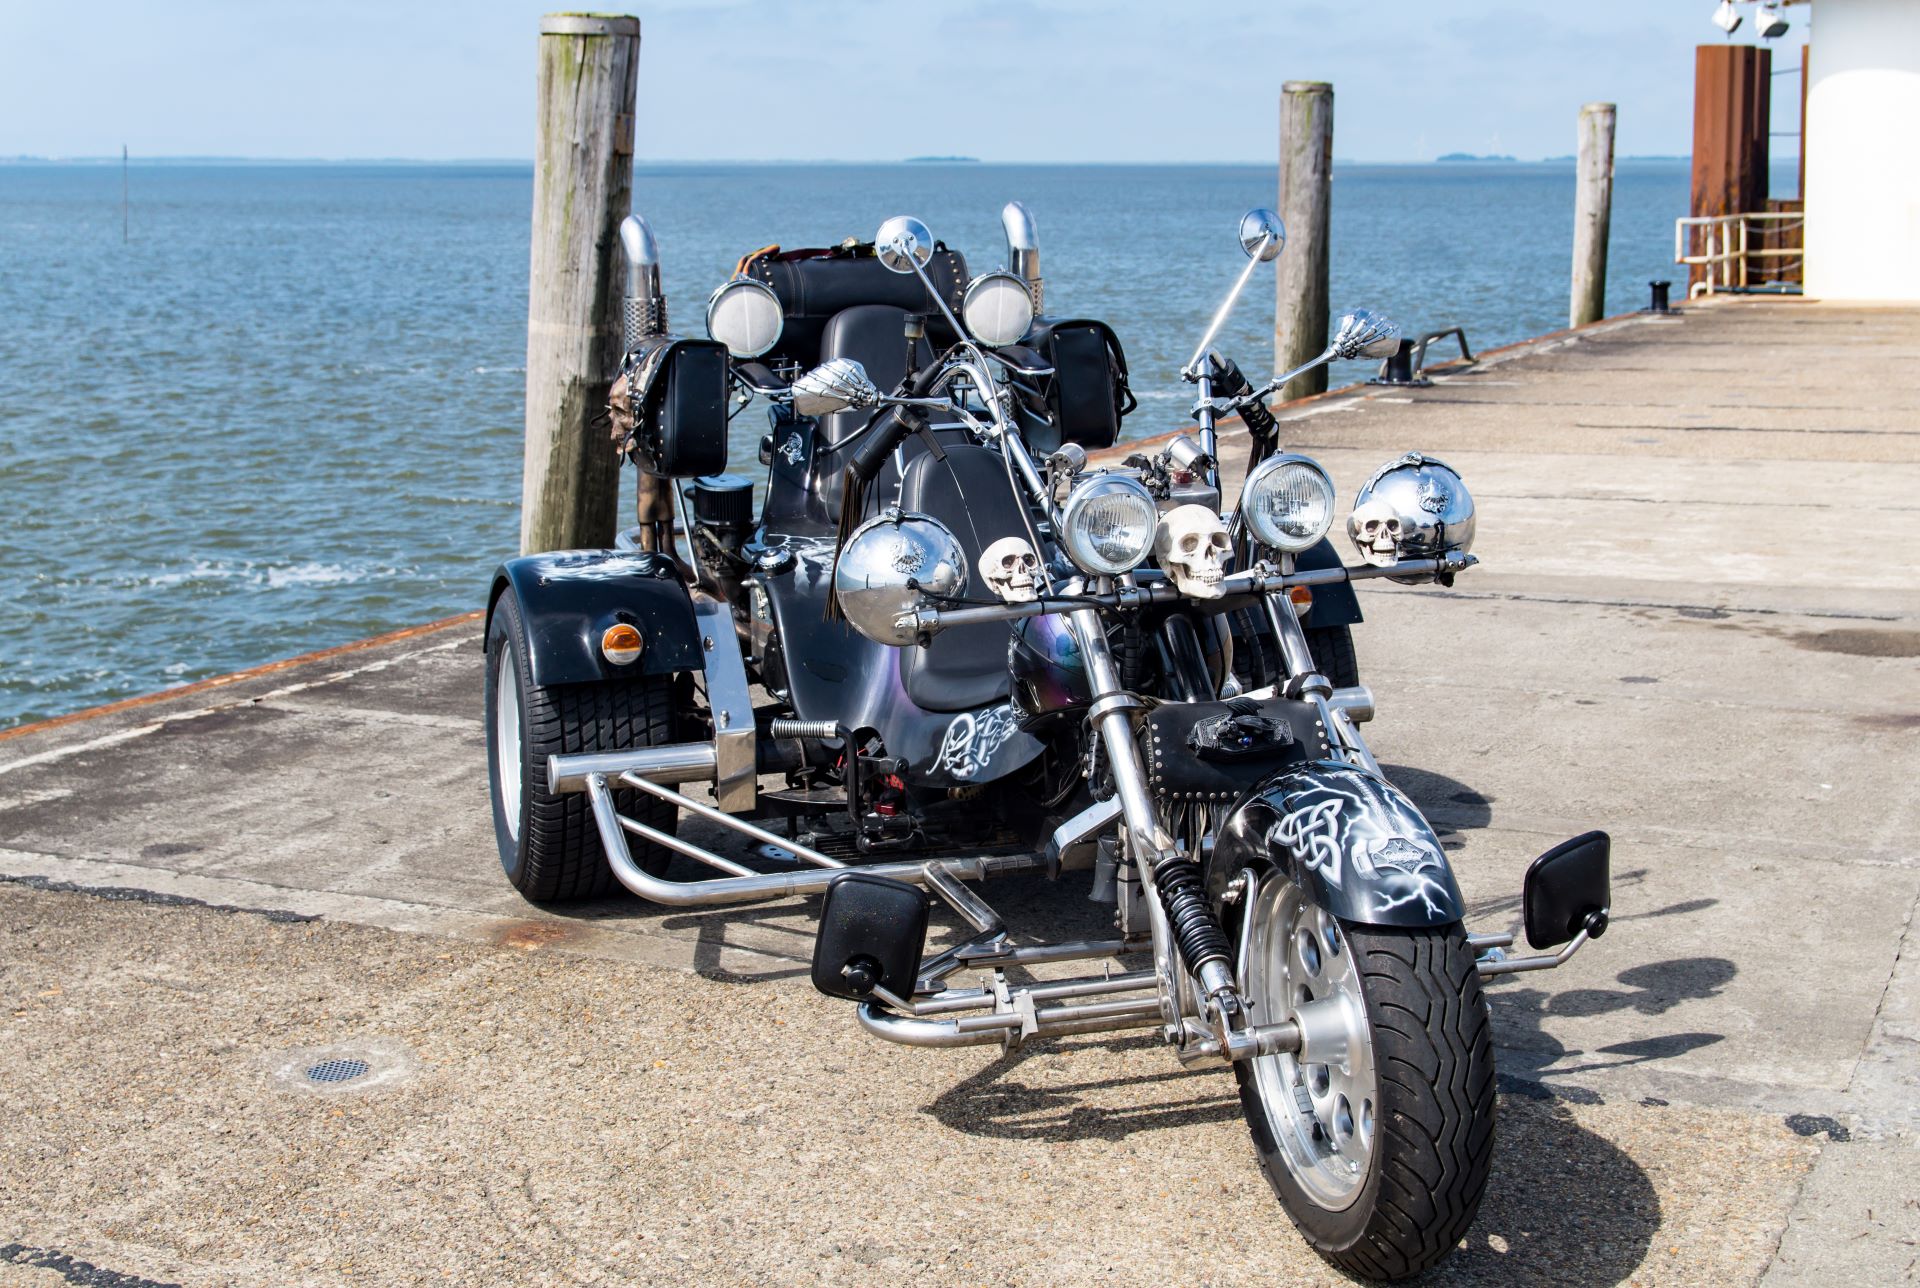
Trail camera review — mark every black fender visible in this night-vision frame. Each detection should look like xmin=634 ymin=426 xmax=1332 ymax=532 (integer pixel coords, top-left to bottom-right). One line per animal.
xmin=1207 ymin=760 xmax=1466 ymax=928
xmin=486 ymin=549 xmax=703 ymax=686
xmin=1296 ymin=538 xmax=1361 ymax=627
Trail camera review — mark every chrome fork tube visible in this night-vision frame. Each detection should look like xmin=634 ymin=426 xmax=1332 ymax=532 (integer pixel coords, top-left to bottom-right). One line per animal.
xmin=1263 ymin=591 xmax=1384 ymax=777
xmin=1069 ymin=607 xmax=1236 ymax=1013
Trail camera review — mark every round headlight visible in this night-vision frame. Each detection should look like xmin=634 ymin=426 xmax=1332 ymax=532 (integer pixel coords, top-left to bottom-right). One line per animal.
xmin=1241 ymin=454 xmax=1337 ymax=553
xmin=1061 ymin=473 xmax=1158 ymax=576
xmin=705 ymin=277 xmax=784 ymax=358
xmin=961 ymin=271 xmax=1035 ymax=348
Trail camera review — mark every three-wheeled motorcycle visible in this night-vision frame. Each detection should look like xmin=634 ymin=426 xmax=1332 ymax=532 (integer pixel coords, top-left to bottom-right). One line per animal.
xmin=484 ymin=202 xmax=1612 ymax=1280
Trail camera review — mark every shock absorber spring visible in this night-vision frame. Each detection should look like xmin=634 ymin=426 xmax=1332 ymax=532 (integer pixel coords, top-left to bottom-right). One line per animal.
xmin=1154 ymin=856 xmax=1232 ymax=978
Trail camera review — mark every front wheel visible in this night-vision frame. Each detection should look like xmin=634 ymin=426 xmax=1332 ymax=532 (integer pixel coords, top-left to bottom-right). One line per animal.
xmin=1234 ymin=871 xmax=1494 ymax=1280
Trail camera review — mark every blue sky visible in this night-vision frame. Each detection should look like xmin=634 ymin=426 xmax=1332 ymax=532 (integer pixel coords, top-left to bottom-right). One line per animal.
xmin=0 ymin=1 xmax=1807 ymax=162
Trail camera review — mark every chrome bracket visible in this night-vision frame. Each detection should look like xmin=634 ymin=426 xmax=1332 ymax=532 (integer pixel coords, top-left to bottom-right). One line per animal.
xmin=691 ymin=590 xmax=755 ymax=812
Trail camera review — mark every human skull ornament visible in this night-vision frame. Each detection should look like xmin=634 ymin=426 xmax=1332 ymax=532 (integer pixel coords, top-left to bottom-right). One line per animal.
xmin=979 ymin=536 xmax=1040 ymax=603
xmin=1154 ymin=504 xmax=1231 ymax=599
xmin=1348 ymin=498 xmax=1403 ymax=567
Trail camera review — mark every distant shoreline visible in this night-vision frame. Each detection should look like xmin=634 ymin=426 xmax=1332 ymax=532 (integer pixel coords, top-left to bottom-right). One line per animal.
xmin=0 ymin=155 xmax=1725 ymax=168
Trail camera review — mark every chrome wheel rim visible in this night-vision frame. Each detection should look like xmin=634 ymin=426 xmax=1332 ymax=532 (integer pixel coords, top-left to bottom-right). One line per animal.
xmin=493 ymin=651 xmax=523 ymax=841
xmin=1244 ymin=874 xmax=1377 ymax=1209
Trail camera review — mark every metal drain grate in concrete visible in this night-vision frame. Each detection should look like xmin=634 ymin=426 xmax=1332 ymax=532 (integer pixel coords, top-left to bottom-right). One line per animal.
xmin=304 ymin=1057 xmax=370 ymax=1084
xmin=268 ymin=1038 xmax=411 ymax=1095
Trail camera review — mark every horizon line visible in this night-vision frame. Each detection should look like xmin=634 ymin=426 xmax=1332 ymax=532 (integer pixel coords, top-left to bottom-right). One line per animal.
xmin=0 ymin=153 xmax=1753 ymax=168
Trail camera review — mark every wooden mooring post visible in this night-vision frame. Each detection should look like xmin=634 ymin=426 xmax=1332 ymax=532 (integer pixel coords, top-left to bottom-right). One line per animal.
xmin=521 ymin=13 xmax=641 ymax=555
xmin=1570 ymin=102 xmax=1616 ymax=327
xmin=1275 ymin=81 xmax=1333 ymax=403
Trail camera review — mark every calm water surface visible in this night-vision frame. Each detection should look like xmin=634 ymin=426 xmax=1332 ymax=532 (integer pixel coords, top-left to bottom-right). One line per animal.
xmin=0 ymin=160 xmax=1750 ymax=727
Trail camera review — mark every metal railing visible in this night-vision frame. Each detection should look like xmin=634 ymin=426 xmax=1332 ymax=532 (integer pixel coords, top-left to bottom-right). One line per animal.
xmin=1674 ymin=212 xmax=1805 ymax=298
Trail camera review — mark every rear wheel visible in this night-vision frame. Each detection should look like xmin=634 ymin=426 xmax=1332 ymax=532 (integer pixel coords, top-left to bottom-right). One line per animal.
xmin=485 ymin=592 xmax=677 ymax=902
xmin=1234 ymin=869 xmax=1494 ymax=1280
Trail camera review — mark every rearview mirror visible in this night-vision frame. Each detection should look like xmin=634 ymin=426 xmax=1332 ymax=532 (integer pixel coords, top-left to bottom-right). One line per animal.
xmin=791 ymin=357 xmax=879 ymax=417
xmin=874 ymin=215 xmax=935 ymax=274
xmin=1330 ymin=308 xmax=1402 ymax=361
xmin=1238 ymin=208 xmax=1287 ymax=262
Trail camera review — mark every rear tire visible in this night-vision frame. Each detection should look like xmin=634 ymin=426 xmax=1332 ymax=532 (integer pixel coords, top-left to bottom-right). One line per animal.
xmin=485 ymin=592 xmax=677 ymax=903
xmin=1233 ymin=871 xmax=1494 ymax=1280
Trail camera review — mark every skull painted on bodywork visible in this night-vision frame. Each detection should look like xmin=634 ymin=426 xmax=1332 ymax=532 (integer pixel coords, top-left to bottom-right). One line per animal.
xmin=1154 ymin=504 xmax=1231 ymax=599
xmin=979 ymin=535 xmax=1040 ymax=603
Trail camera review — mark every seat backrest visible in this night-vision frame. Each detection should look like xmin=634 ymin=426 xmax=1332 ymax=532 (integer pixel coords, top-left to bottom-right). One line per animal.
xmin=896 ymin=444 xmax=1033 ymax=713
xmin=818 ymin=305 xmax=931 ymax=450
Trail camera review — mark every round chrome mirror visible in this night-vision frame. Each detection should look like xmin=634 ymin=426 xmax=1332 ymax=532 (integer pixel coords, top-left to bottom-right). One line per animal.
xmin=705 ymin=277 xmax=784 ymax=358
xmin=874 ymin=215 xmax=935 ymax=274
xmin=791 ymin=357 xmax=879 ymax=418
xmin=1330 ymin=308 xmax=1402 ymax=361
xmin=834 ymin=510 xmax=968 ymax=646
xmin=1238 ymin=208 xmax=1287 ymax=262
xmin=961 ymin=271 xmax=1035 ymax=347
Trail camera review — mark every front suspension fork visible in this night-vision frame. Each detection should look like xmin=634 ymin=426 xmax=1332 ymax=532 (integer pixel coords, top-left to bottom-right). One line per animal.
xmin=1068 ymin=608 xmax=1240 ymax=1023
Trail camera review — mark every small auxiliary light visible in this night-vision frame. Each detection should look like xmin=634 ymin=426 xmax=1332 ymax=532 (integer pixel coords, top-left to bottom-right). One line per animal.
xmin=601 ymin=623 xmax=644 ymax=666
xmin=1711 ymin=0 xmax=1742 ymax=35
xmin=1288 ymin=585 xmax=1314 ymax=617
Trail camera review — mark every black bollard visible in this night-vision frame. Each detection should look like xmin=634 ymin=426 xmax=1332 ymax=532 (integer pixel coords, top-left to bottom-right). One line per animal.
xmin=1368 ymin=337 xmax=1425 ymax=387
xmin=1646 ymin=280 xmax=1675 ymax=315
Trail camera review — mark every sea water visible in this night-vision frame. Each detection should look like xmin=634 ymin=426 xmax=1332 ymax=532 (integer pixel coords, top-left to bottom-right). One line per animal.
xmin=0 ymin=160 xmax=1785 ymax=727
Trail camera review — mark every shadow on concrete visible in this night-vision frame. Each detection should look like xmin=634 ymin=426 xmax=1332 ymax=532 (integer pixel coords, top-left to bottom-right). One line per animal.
xmin=1493 ymin=956 xmax=1735 ymax=1091
xmin=926 ymin=1033 xmax=1241 ymax=1142
xmin=930 ymin=1037 xmax=1661 ymax=1287
xmin=1423 ymin=1096 xmax=1662 ymax=1287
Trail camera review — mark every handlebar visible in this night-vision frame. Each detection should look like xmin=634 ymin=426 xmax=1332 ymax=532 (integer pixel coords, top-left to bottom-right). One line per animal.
xmin=893 ymin=552 xmax=1479 ymax=639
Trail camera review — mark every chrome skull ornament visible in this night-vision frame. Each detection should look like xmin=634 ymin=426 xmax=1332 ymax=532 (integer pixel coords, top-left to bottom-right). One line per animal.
xmin=1347 ymin=452 xmax=1476 ymax=572
xmin=979 ymin=536 xmax=1040 ymax=603
xmin=1154 ymin=504 xmax=1231 ymax=599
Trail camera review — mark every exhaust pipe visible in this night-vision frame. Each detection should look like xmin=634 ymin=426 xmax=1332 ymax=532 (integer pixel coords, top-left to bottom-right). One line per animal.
xmin=619 ymin=213 xmax=667 ymax=351
xmin=1000 ymin=201 xmax=1042 ymax=311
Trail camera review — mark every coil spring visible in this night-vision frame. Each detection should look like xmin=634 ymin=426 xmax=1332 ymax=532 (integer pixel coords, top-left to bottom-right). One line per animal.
xmin=768 ymin=718 xmax=838 ymax=741
xmin=1154 ymin=857 xmax=1231 ymax=975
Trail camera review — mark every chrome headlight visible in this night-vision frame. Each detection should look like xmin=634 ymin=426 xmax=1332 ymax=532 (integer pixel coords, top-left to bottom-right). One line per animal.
xmin=1240 ymin=454 xmax=1337 ymax=553
xmin=961 ymin=271 xmax=1035 ymax=347
xmin=1060 ymin=473 xmax=1158 ymax=576
xmin=705 ymin=277 xmax=784 ymax=358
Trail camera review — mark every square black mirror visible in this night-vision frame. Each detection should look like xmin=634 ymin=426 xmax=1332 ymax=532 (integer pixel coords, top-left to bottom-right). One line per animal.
xmin=1523 ymin=831 xmax=1611 ymax=950
xmin=811 ymin=872 xmax=930 ymax=1001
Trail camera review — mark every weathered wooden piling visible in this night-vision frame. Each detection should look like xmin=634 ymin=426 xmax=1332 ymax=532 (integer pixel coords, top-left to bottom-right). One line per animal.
xmin=1570 ymin=102 xmax=1616 ymax=327
xmin=1275 ymin=81 xmax=1333 ymax=402
xmin=521 ymin=13 xmax=641 ymax=555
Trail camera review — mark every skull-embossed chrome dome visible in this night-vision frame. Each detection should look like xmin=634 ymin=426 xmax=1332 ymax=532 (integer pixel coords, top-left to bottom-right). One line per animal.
xmin=1347 ymin=453 xmax=1475 ymax=570
xmin=833 ymin=509 xmax=968 ymax=646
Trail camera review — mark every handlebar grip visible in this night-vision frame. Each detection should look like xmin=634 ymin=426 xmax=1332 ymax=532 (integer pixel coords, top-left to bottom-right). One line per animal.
xmin=850 ymin=406 xmax=926 ymax=483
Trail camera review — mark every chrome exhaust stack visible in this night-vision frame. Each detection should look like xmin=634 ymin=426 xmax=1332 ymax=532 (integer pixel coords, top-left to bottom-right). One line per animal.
xmin=619 ymin=213 xmax=667 ymax=351
xmin=1001 ymin=200 xmax=1042 ymax=311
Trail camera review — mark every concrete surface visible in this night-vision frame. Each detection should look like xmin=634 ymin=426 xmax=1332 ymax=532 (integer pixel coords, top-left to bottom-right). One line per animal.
xmin=1 ymin=298 xmax=1916 ymax=1285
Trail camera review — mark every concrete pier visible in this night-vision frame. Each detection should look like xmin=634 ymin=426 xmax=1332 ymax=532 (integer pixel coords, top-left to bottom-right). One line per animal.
xmin=2 ymin=298 xmax=1916 ymax=1284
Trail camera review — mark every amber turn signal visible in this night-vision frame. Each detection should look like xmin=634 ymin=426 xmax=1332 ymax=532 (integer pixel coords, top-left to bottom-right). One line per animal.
xmin=600 ymin=623 xmax=644 ymax=665
xmin=1287 ymin=585 xmax=1314 ymax=616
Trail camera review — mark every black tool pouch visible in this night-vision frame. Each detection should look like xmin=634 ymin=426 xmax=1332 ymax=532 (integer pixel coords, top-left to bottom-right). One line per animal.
xmin=1138 ymin=697 xmax=1325 ymax=804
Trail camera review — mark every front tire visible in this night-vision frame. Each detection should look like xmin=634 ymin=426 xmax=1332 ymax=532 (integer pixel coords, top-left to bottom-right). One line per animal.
xmin=1234 ymin=871 xmax=1494 ymax=1280
xmin=485 ymin=592 xmax=677 ymax=902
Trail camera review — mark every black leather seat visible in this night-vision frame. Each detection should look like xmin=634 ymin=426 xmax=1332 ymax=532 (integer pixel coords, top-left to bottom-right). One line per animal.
xmin=898 ymin=444 xmax=1032 ymax=713
xmin=819 ymin=304 xmax=931 ymax=450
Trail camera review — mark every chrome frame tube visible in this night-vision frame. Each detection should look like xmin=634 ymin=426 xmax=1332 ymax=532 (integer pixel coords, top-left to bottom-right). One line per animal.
xmin=618 ymin=772 xmax=846 ymax=870
xmin=550 ymin=743 xmax=715 ymax=795
xmin=1477 ymin=926 xmax=1598 ymax=977
xmin=584 ymin=773 xmax=1041 ymax=906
